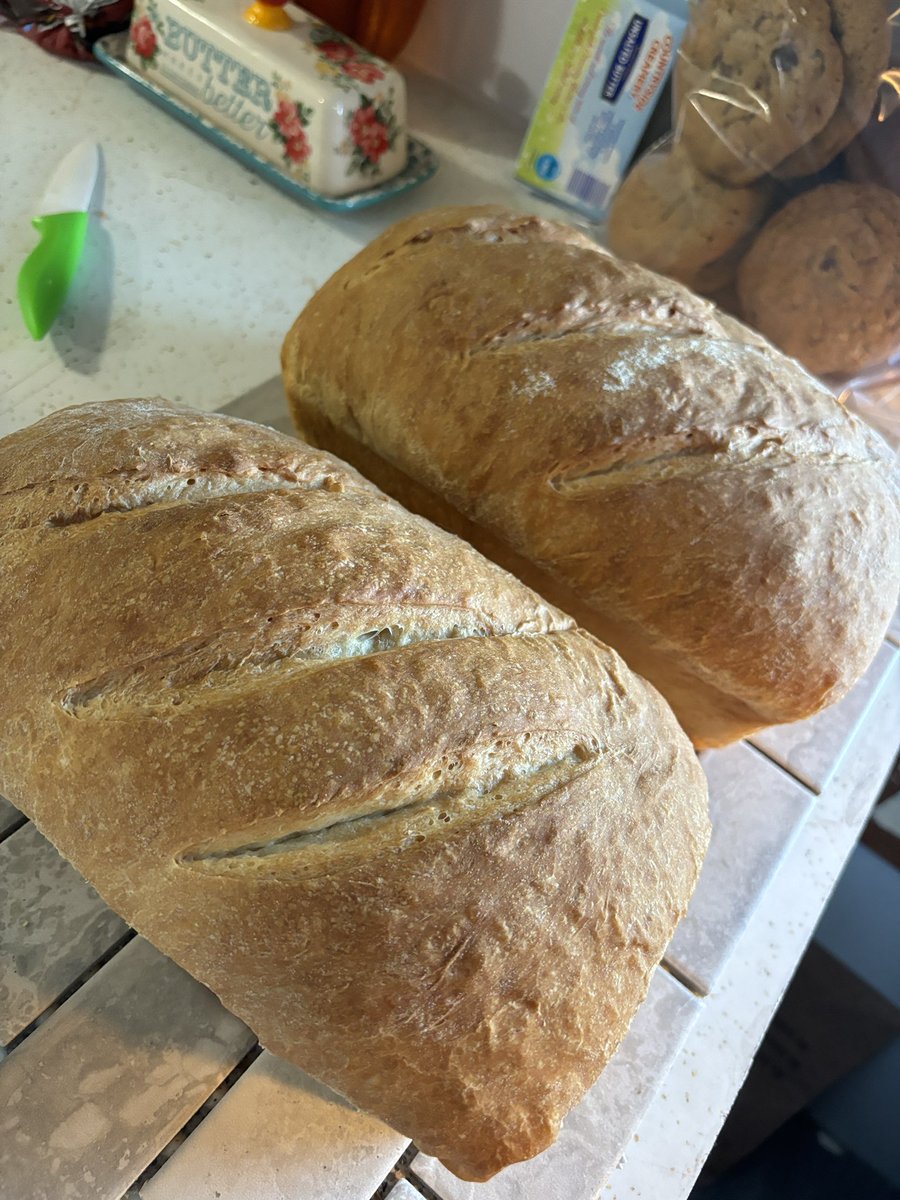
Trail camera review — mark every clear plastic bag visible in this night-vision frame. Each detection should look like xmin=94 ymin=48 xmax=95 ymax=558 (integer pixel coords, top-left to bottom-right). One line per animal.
xmin=606 ymin=0 xmax=899 ymax=408
xmin=841 ymin=366 xmax=900 ymax=452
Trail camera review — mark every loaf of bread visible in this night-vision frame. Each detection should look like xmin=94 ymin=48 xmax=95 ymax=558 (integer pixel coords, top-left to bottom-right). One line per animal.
xmin=0 ymin=399 xmax=709 ymax=1181
xmin=282 ymin=205 xmax=900 ymax=748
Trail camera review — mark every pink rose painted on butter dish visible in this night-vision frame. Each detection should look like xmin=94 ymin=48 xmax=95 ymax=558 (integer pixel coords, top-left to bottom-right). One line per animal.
xmin=344 ymin=59 xmax=384 ymax=84
xmin=270 ymin=92 xmax=314 ymax=171
xmin=318 ymin=38 xmax=355 ymax=63
xmin=285 ymin=131 xmax=312 ymax=164
xmin=351 ymin=105 xmax=389 ymax=162
xmin=309 ymin=25 xmax=386 ymax=92
xmin=348 ymin=95 xmax=399 ymax=174
xmin=130 ymin=15 xmax=158 ymax=64
xmin=274 ymin=96 xmax=303 ymax=140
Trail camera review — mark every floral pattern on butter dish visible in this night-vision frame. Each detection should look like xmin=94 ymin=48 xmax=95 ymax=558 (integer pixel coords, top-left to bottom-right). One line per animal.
xmin=318 ymin=37 xmax=355 ymax=63
xmin=309 ymin=25 xmax=385 ymax=92
xmin=130 ymin=13 xmax=159 ymax=65
xmin=344 ymin=59 xmax=386 ymax=84
xmin=346 ymin=94 xmax=399 ymax=175
xmin=270 ymin=93 xmax=313 ymax=168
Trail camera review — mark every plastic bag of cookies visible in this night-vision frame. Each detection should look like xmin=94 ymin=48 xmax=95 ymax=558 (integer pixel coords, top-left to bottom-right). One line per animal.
xmin=606 ymin=0 xmax=899 ymax=427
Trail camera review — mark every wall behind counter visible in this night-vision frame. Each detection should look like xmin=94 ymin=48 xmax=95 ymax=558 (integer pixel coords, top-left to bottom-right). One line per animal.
xmin=401 ymin=0 xmax=690 ymax=126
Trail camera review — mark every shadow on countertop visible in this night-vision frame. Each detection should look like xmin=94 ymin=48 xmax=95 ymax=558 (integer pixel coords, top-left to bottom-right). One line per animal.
xmin=691 ymin=1111 xmax=899 ymax=1200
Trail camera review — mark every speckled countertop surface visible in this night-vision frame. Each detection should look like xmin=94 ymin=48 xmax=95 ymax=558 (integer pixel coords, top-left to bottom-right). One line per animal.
xmin=0 ymin=28 xmax=563 ymax=433
xmin=1 ymin=27 xmax=898 ymax=1200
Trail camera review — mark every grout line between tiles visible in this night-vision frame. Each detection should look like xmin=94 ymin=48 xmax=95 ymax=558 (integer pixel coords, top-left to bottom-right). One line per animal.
xmin=368 ymin=1143 xmax=419 ymax=1200
xmin=369 ymin=1143 xmax=451 ymax=1200
xmin=2 ymin=927 xmax=137 ymax=1055
xmin=404 ymin=1166 xmax=450 ymax=1200
xmin=127 ymin=1040 xmax=264 ymax=1196
xmin=742 ymin=738 xmax=821 ymax=796
xmin=745 ymin=641 xmax=900 ymax=798
xmin=660 ymin=956 xmax=707 ymax=1000
xmin=0 ymin=813 xmax=29 ymax=846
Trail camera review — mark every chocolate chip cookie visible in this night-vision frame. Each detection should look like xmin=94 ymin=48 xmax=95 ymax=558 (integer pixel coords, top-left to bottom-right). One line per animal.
xmin=675 ymin=0 xmax=844 ymax=185
xmin=737 ymin=181 xmax=900 ymax=375
xmin=607 ymin=140 xmax=773 ymax=292
xmin=777 ymin=0 xmax=890 ymax=177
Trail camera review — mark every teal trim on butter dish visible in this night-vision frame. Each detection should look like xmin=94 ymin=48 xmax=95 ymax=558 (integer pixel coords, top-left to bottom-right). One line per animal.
xmin=93 ymin=33 xmax=437 ymax=213
xmin=17 ymin=211 xmax=90 ymax=341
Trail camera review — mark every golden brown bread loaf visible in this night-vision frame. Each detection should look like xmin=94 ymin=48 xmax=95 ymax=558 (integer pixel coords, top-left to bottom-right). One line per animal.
xmin=0 ymin=399 xmax=709 ymax=1181
xmin=282 ymin=205 xmax=900 ymax=748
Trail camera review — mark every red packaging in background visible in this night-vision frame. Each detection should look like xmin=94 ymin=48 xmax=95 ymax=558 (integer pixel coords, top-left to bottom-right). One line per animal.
xmin=0 ymin=0 xmax=133 ymax=60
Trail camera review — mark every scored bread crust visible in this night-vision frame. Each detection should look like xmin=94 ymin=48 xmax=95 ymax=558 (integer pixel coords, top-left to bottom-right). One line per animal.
xmin=282 ymin=205 xmax=900 ymax=748
xmin=0 ymin=399 xmax=709 ymax=1182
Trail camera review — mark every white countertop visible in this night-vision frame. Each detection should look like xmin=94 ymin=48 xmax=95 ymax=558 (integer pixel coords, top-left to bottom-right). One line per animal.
xmin=1 ymin=27 xmax=898 ymax=1200
xmin=1 ymin=28 xmax=559 ymax=432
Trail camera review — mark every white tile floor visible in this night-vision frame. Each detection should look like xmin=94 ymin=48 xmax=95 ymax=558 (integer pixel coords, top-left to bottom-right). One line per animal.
xmin=664 ymin=743 xmax=815 ymax=995
xmin=141 ymin=1051 xmax=407 ymax=1200
xmin=0 ymin=822 xmax=128 ymax=1044
xmin=412 ymin=969 xmax=701 ymax=1200
xmin=749 ymin=643 xmax=898 ymax=793
xmin=0 ymin=938 xmax=254 ymax=1200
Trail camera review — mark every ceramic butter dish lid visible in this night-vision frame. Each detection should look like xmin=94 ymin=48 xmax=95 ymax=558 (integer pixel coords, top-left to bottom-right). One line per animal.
xmin=124 ymin=0 xmax=407 ymax=196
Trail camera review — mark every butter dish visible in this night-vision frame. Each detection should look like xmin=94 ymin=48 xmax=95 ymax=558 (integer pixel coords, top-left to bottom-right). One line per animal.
xmin=94 ymin=31 xmax=436 ymax=212
xmin=112 ymin=0 xmax=421 ymax=199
